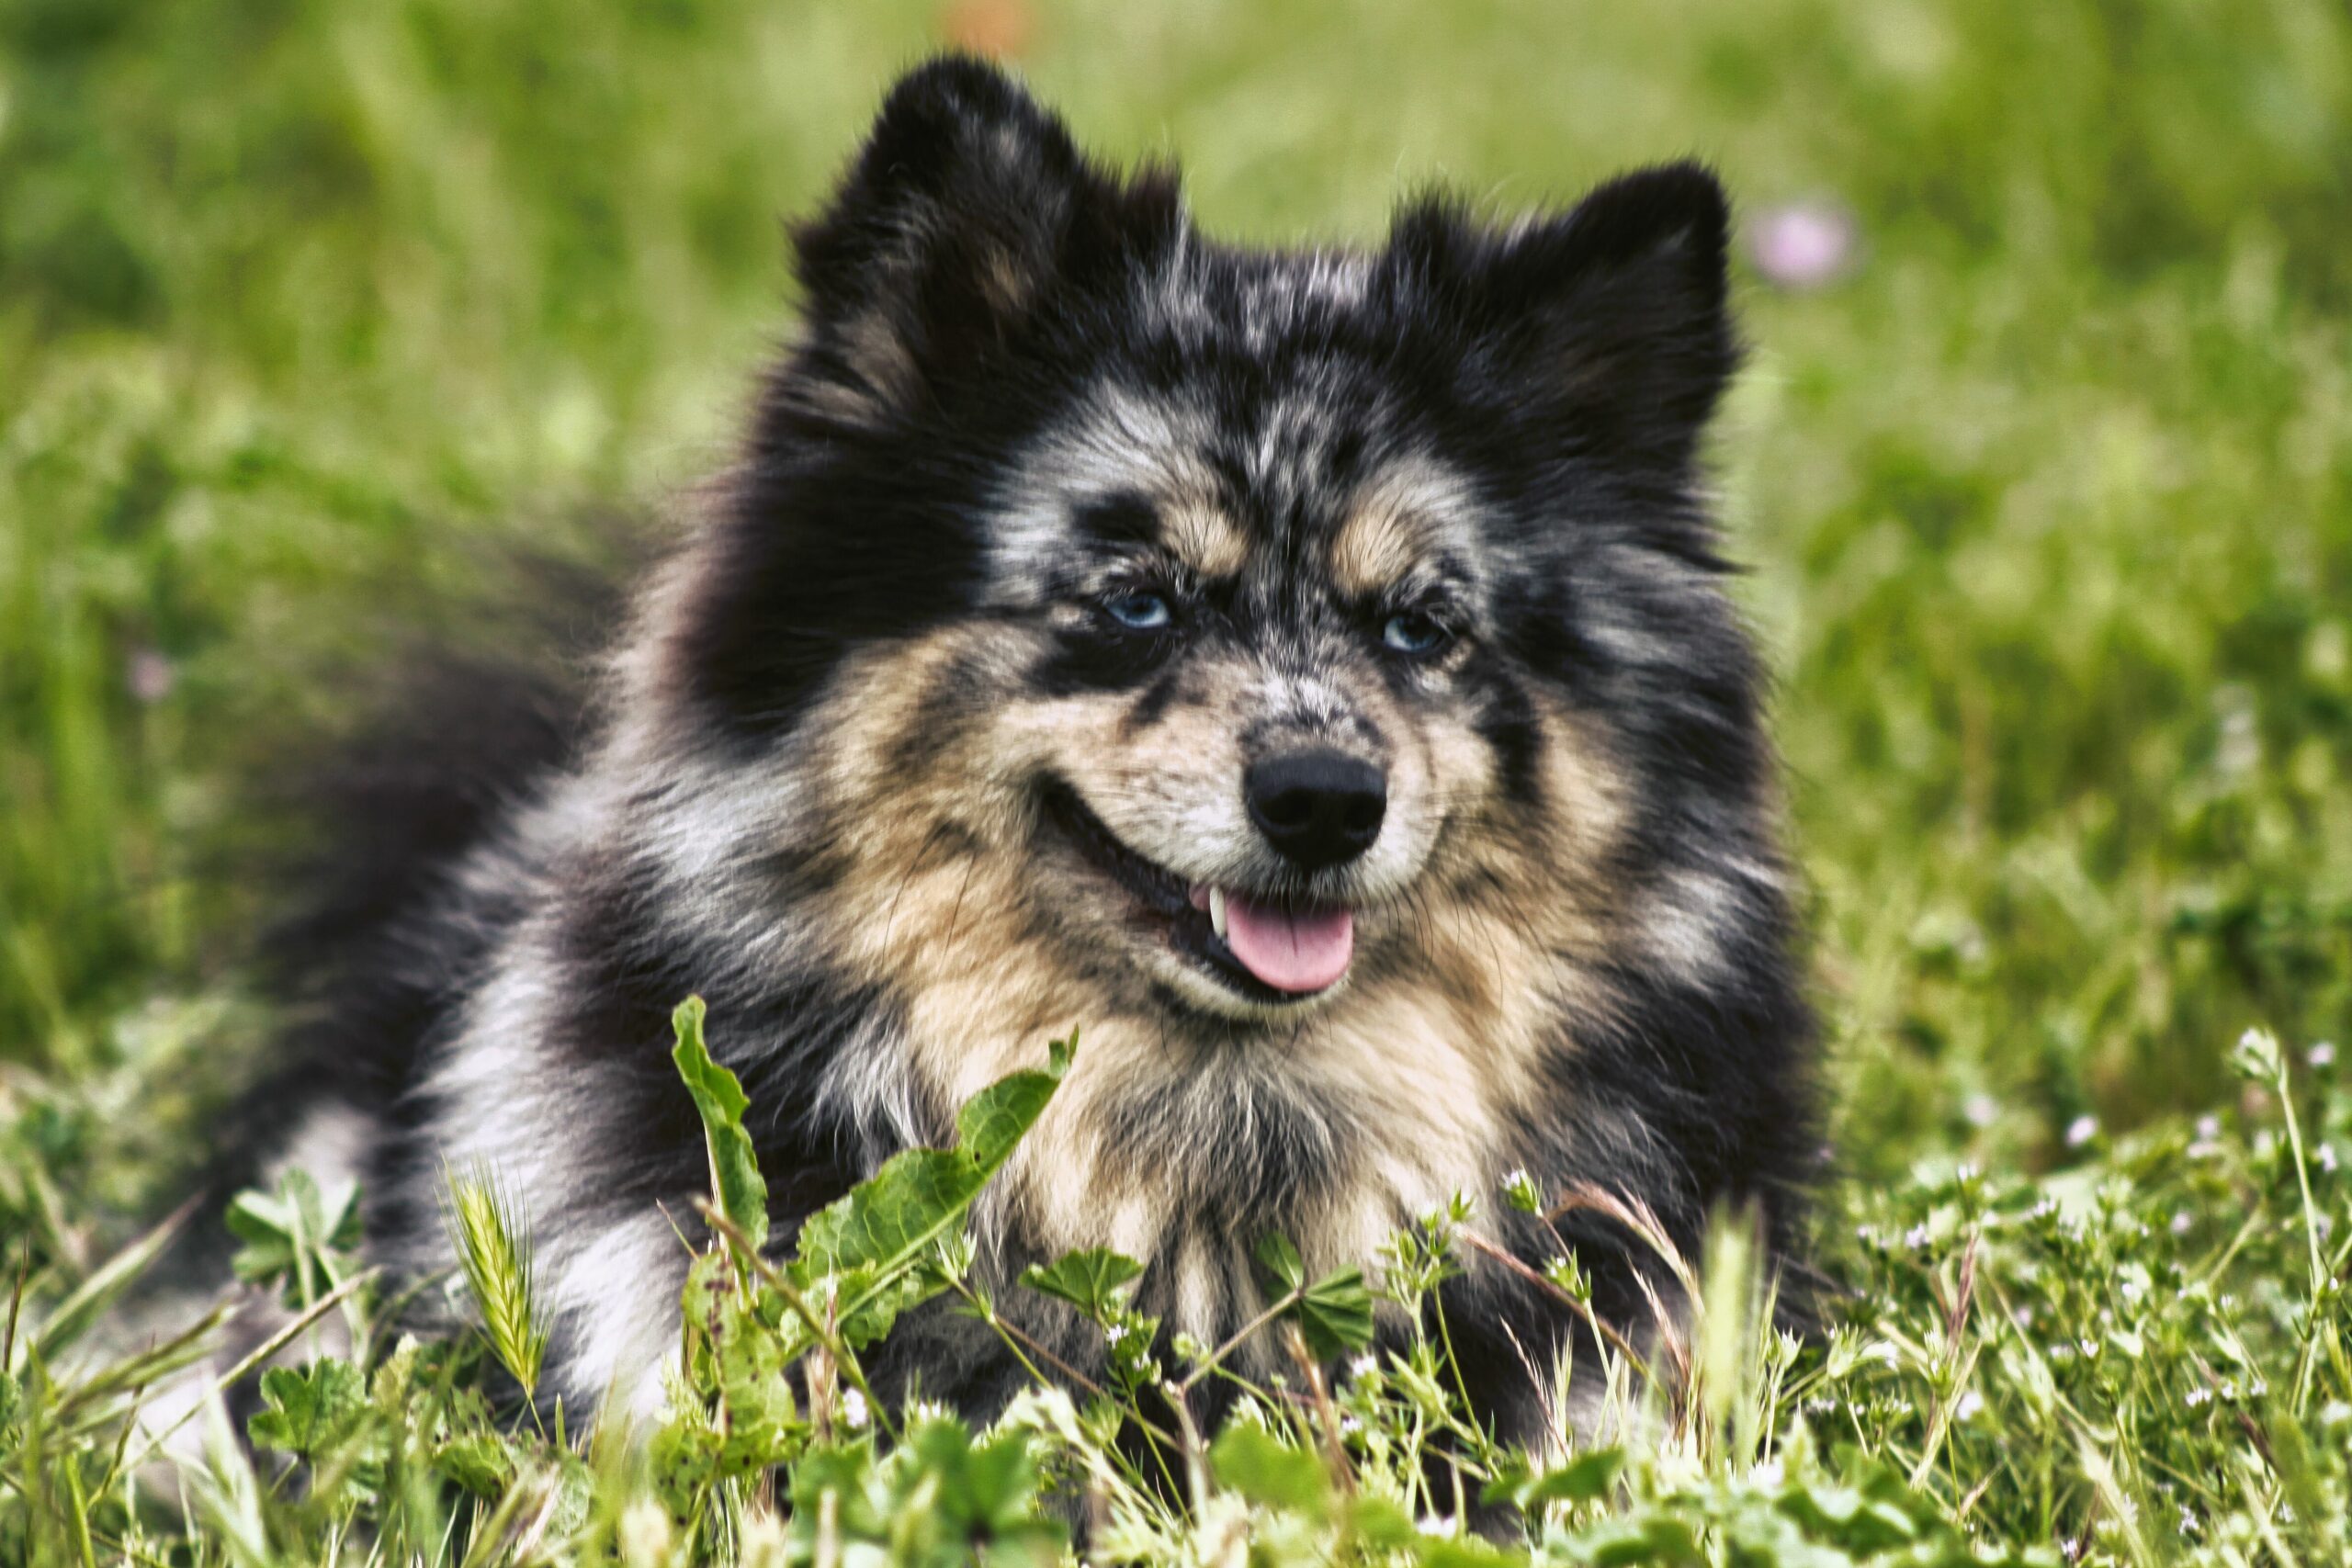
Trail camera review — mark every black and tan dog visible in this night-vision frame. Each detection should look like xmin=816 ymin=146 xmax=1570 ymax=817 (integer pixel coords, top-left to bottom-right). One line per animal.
xmin=254 ymin=55 xmax=1815 ymax=1450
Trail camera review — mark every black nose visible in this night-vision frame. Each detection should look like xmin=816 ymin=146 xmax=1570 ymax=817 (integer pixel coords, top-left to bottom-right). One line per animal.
xmin=1245 ymin=750 xmax=1387 ymax=870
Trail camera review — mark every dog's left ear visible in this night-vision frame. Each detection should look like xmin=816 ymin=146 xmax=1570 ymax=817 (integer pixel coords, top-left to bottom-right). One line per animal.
xmin=1388 ymin=163 xmax=1737 ymax=479
xmin=784 ymin=55 xmax=1180 ymax=429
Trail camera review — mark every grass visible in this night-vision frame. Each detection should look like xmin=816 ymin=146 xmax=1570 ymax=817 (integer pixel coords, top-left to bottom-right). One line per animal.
xmin=3 ymin=0 xmax=2350 ymax=1562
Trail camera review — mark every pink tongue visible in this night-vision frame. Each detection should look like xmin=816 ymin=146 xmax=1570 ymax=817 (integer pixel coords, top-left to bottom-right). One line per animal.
xmin=1222 ymin=894 xmax=1355 ymax=993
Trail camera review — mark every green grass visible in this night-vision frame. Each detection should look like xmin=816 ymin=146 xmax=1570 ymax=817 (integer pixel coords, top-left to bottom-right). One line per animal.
xmin=4 ymin=0 xmax=2351 ymax=1562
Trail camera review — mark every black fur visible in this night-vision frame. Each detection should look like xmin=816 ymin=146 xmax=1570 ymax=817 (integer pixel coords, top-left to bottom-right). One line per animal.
xmin=236 ymin=54 xmax=1818 ymax=1461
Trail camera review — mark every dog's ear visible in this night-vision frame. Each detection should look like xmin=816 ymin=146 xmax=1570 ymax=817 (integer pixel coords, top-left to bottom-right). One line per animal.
xmin=1387 ymin=164 xmax=1737 ymax=479
xmin=786 ymin=55 xmax=1181 ymax=428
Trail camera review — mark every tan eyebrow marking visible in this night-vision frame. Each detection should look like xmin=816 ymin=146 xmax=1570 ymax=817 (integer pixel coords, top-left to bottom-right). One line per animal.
xmin=1159 ymin=497 xmax=1250 ymax=579
xmin=1329 ymin=489 xmax=1433 ymax=600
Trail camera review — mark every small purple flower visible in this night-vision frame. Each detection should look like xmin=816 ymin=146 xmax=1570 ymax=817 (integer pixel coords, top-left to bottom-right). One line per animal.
xmin=127 ymin=647 xmax=175 ymax=704
xmin=1747 ymin=199 xmax=1860 ymax=290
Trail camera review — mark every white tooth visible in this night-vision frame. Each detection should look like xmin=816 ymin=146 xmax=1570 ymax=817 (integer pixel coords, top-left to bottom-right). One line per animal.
xmin=1209 ymin=886 xmax=1228 ymax=942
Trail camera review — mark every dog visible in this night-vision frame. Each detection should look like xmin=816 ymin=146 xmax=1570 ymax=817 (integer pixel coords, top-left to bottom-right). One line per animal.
xmin=251 ymin=54 xmax=1817 ymax=1453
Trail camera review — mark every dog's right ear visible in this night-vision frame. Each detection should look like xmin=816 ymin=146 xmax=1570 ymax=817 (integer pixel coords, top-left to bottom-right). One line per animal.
xmin=783 ymin=56 xmax=1181 ymax=430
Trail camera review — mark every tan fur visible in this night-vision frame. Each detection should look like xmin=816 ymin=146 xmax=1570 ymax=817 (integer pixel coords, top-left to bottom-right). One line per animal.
xmin=774 ymin=548 xmax=1656 ymax=1343
xmin=1329 ymin=460 xmax=1483 ymax=602
xmin=1329 ymin=495 xmax=1430 ymax=603
xmin=1159 ymin=499 xmax=1252 ymax=580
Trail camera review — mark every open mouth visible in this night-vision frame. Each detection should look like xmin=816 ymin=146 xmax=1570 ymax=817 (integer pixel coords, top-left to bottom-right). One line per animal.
xmin=1040 ymin=782 xmax=1355 ymax=1004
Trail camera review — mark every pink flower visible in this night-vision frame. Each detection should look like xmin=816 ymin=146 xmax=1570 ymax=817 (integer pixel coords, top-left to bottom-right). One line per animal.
xmin=1747 ymin=200 xmax=1860 ymax=290
xmin=127 ymin=648 xmax=175 ymax=704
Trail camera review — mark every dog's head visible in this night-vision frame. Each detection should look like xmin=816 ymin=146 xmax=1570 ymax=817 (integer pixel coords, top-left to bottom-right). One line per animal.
xmin=651 ymin=58 xmax=1769 ymax=1053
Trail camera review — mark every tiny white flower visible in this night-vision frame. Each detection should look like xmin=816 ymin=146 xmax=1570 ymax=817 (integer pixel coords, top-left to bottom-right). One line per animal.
xmin=1348 ymin=1353 xmax=1378 ymax=1380
xmin=2197 ymin=1114 xmax=2222 ymax=1139
xmin=841 ymin=1387 xmax=869 ymax=1429
xmin=1417 ymin=1515 xmax=1457 ymax=1538
xmin=2171 ymin=1210 xmax=2194 ymax=1235
xmin=2310 ymin=1042 xmax=2337 ymax=1067
xmin=1340 ymin=1414 xmax=1363 ymax=1436
xmin=2320 ymin=1145 xmax=2339 ymax=1175
xmin=1753 ymin=1460 xmax=1784 ymax=1486
xmin=1905 ymin=1224 xmax=1931 ymax=1250
xmin=1963 ymin=1093 xmax=1999 ymax=1128
xmin=1955 ymin=1390 xmax=1984 ymax=1420
xmin=2064 ymin=1114 xmax=2098 ymax=1148
xmin=620 ymin=1497 xmax=674 ymax=1568
xmin=2185 ymin=1387 xmax=2211 ymax=1408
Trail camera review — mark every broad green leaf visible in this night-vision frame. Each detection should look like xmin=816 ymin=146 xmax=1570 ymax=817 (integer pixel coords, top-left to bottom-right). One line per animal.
xmin=225 ymin=1170 xmax=362 ymax=1308
xmin=1574 ymin=1514 xmax=1707 ymax=1567
xmin=1485 ymin=1445 xmax=1623 ymax=1508
xmin=1347 ymin=1496 xmax=1419 ymax=1548
xmin=433 ymin=1433 xmax=514 ymax=1498
xmin=797 ymin=1148 xmax=984 ymax=1278
xmin=671 ymin=996 xmax=769 ymax=1257
xmin=1254 ymin=1232 xmax=1306 ymax=1294
xmin=1779 ymin=1477 xmax=1918 ymax=1552
xmin=956 ymin=1033 xmax=1074 ymax=1169
xmin=1210 ymin=1425 xmax=1330 ymax=1517
xmin=794 ymin=1034 xmax=1072 ymax=1343
xmin=1296 ymin=1266 xmax=1374 ymax=1359
xmin=1252 ymin=1232 xmax=1374 ymax=1359
xmin=904 ymin=1417 xmax=1057 ymax=1537
xmin=1417 ymin=1538 xmax=1524 ymax=1568
xmin=1020 ymin=1247 xmax=1145 ymax=1321
xmin=248 ymin=1359 xmax=372 ymax=1459
xmin=707 ymin=1300 xmax=799 ymax=1472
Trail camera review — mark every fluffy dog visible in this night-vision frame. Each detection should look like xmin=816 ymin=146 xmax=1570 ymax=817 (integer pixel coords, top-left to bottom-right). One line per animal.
xmin=256 ymin=55 xmax=1815 ymax=1450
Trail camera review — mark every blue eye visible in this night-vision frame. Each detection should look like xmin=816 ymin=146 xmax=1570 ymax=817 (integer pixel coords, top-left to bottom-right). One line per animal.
xmin=1103 ymin=590 xmax=1172 ymax=630
xmin=1382 ymin=609 xmax=1451 ymax=655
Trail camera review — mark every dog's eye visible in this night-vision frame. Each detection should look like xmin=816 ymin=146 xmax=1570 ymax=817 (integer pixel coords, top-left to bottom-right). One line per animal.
xmin=1102 ymin=590 xmax=1173 ymax=631
xmin=1382 ymin=609 xmax=1451 ymax=656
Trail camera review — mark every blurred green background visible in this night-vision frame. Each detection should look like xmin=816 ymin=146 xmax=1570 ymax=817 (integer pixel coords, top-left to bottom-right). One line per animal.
xmin=3 ymin=0 xmax=2348 ymax=1196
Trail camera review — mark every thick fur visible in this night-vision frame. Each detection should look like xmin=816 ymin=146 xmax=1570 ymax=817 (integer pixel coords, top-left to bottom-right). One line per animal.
xmin=256 ymin=57 xmax=1815 ymax=1449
